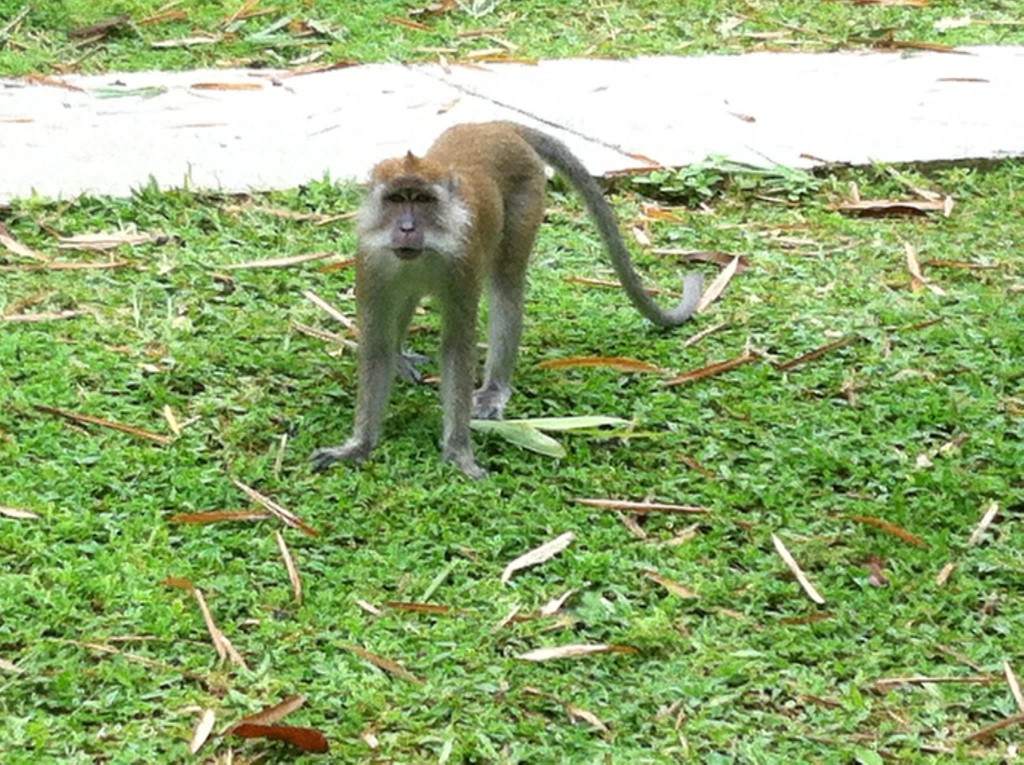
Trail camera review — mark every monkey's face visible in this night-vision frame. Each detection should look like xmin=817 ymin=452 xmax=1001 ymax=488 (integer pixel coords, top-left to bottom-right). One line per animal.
xmin=358 ymin=155 xmax=469 ymax=261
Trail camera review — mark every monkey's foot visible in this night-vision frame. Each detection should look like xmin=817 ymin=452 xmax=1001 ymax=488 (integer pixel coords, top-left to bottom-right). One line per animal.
xmin=472 ymin=385 xmax=511 ymax=420
xmin=442 ymin=446 xmax=487 ymax=480
xmin=397 ymin=351 xmax=430 ymax=384
xmin=310 ymin=441 xmax=372 ymax=472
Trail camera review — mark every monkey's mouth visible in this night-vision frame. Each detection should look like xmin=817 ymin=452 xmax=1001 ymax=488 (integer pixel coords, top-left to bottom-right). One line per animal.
xmin=393 ymin=247 xmax=422 ymax=260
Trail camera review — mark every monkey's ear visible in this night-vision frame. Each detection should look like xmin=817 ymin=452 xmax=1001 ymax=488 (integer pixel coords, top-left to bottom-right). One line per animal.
xmin=402 ymin=151 xmax=419 ymax=170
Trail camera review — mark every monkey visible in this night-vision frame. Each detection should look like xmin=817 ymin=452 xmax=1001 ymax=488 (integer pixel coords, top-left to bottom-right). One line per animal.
xmin=311 ymin=121 xmax=703 ymax=479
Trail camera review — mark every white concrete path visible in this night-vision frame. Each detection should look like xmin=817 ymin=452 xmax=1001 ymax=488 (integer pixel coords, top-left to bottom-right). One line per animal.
xmin=0 ymin=46 xmax=1022 ymax=202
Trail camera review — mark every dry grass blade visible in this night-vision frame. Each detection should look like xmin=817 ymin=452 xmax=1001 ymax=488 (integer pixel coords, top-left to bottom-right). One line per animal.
xmin=169 ymin=510 xmax=271 ymax=524
xmin=302 ymin=289 xmax=357 ymax=332
xmin=517 ymin=643 xmax=637 ymax=662
xmin=275 ymin=531 xmax=303 ymax=604
xmin=226 ymin=695 xmax=307 ymax=732
xmin=537 ymin=356 xmax=665 ymax=374
xmin=385 ymin=601 xmax=468 ymax=615
xmin=904 ymin=242 xmax=947 ymax=295
xmin=0 ymin=505 xmax=39 ymax=520
xmin=500 ymin=531 xmax=574 ymax=585
xmin=220 ymin=251 xmax=338 ymax=270
xmin=191 ymin=82 xmax=263 ymax=91
xmin=696 ymin=255 xmax=740 ymax=313
xmin=1005 ymin=662 xmax=1024 ymax=713
xmin=0 ymin=658 xmax=24 ymax=673
xmin=968 ymin=500 xmax=999 ymax=545
xmin=664 ymin=351 xmax=755 ymax=386
xmin=230 ymin=478 xmax=319 ymax=537
xmin=355 ymin=599 xmax=384 ymax=616
xmin=653 ymin=249 xmax=750 ymax=272
xmin=189 ymin=709 xmax=217 ymax=755
xmin=963 ymin=713 xmax=1024 ymax=743
xmin=935 ymin=562 xmax=957 ymax=586
xmin=573 ymin=497 xmax=710 ymax=515
xmin=683 ymin=320 xmax=728 ymax=348
xmin=539 ymin=589 xmax=576 ymax=616
xmin=162 ymin=405 xmax=181 ymax=436
xmin=192 ymin=589 xmax=227 ymax=662
xmin=0 ymin=222 xmax=47 ymax=261
xmin=76 ymin=641 xmax=223 ymax=691
xmin=847 ymin=515 xmax=928 ymax=548
xmin=491 ymin=604 xmax=522 ymax=633
xmin=0 ymin=260 xmax=130 ymax=272
xmin=57 ymin=230 xmax=164 ymax=251
xmin=566 ymin=703 xmax=609 ymax=732
xmin=771 ymin=534 xmax=826 ymax=605
xmin=564 ymin=275 xmax=668 ymax=296
xmin=643 ymin=570 xmax=699 ymax=599
xmin=33 ymin=405 xmax=172 ymax=445
xmin=775 ymin=336 xmax=857 ymax=372
xmin=340 ymin=644 xmax=425 ymax=685
xmin=873 ymin=675 xmax=996 ymax=690
xmin=3 ymin=310 xmax=86 ymax=323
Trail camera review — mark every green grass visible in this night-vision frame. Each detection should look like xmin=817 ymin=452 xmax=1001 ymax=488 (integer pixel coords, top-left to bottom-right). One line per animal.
xmin=1 ymin=161 xmax=1022 ymax=761
xmin=2 ymin=0 xmax=1024 ymax=761
xmin=1 ymin=0 xmax=1023 ymax=74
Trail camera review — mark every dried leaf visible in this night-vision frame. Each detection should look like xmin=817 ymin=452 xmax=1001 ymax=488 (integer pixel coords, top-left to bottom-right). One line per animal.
xmin=0 ymin=260 xmax=129 ymax=272
xmin=160 ymin=576 xmax=195 ymax=591
xmin=664 ymin=351 xmax=755 ymax=386
xmin=566 ymin=703 xmax=609 ymax=732
xmin=3 ymin=310 xmax=86 ymax=323
xmin=644 ymin=570 xmax=699 ymax=599
xmin=189 ymin=709 xmax=216 ymax=755
xmin=190 ymin=82 xmax=263 ymax=91
xmin=385 ymin=601 xmax=468 ymax=616
xmin=771 ymin=533 xmax=826 ymax=605
xmin=34 ymin=405 xmax=172 ymax=445
xmin=573 ymin=497 xmax=710 ymax=515
xmin=0 ymin=222 xmax=46 ymax=261
xmin=847 ymin=515 xmax=928 ymax=548
xmin=775 ymin=336 xmax=857 ymax=372
xmin=854 ymin=0 xmax=929 ymax=6
xmin=539 ymin=589 xmax=576 ymax=616
xmin=0 ymin=506 xmax=39 ymax=520
xmin=387 ymin=16 xmax=431 ymax=31
xmin=872 ymin=674 xmax=996 ymax=691
xmin=57 ymin=230 xmax=165 ymax=251
xmin=1005 ymin=662 xmax=1024 ymax=713
xmin=865 ymin=557 xmax=889 ymax=588
xmin=491 ymin=604 xmax=522 ymax=632
xmin=231 ymin=723 xmax=329 ymax=753
xmin=517 ymin=643 xmax=637 ymax=662
xmin=69 ymin=15 xmax=131 ymax=39
xmin=275 ymin=531 xmax=302 ymax=604
xmin=302 ymin=289 xmax=356 ymax=332
xmin=151 ymin=35 xmax=222 ymax=48
xmin=968 ymin=500 xmax=1000 ymax=546
xmin=0 ymin=658 xmax=24 ymax=673
xmin=169 ymin=510 xmax=271 ymax=524
xmin=361 ymin=729 xmax=380 ymax=749
xmin=231 ymin=478 xmax=319 ymax=537
xmin=221 ymin=251 xmax=338 ymax=269
xmin=538 ymin=356 xmax=665 ymax=374
xmin=355 ymin=599 xmax=384 ymax=616
xmin=500 ymin=531 xmax=574 ymax=585
xmin=696 ymin=255 xmax=740 ymax=313
xmin=936 ymin=561 xmax=957 ymax=586
xmin=904 ymin=242 xmax=947 ymax=295
xmin=340 ymin=643 xmax=425 ymax=685
xmin=834 ymin=198 xmax=950 ymax=217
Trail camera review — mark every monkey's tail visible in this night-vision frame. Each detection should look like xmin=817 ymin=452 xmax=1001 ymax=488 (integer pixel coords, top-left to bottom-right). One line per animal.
xmin=511 ymin=124 xmax=703 ymax=327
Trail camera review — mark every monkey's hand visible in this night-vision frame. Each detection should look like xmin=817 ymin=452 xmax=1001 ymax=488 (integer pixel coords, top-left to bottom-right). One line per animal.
xmin=310 ymin=440 xmax=372 ymax=472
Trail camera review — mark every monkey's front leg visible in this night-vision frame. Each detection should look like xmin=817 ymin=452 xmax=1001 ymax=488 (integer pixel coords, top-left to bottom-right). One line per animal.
xmin=439 ymin=289 xmax=486 ymax=479
xmin=311 ymin=286 xmax=400 ymax=473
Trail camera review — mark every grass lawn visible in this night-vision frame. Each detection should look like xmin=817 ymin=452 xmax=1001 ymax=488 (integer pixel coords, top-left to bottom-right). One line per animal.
xmin=2 ymin=1 xmax=1023 ymax=763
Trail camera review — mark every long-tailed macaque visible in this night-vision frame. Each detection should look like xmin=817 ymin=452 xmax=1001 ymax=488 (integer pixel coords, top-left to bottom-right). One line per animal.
xmin=311 ymin=122 xmax=702 ymax=479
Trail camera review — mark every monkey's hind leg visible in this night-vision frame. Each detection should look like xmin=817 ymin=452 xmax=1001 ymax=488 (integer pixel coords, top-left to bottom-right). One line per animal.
xmin=440 ymin=284 xmax=487 ymax=479
xmin=473 ymin=186 xmax=543 ymax=421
